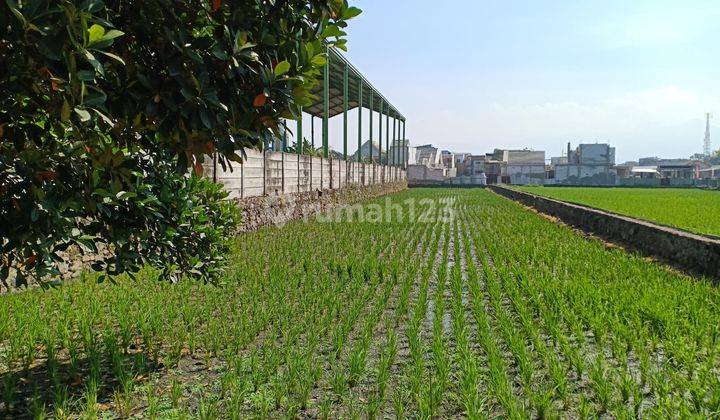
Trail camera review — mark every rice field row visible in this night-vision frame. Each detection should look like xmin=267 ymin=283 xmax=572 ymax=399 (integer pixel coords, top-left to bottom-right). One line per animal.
xmin=517 ymin=186 xmax=720 ymax=237
xmin=1 ymin=188 xmax=719 ymax=418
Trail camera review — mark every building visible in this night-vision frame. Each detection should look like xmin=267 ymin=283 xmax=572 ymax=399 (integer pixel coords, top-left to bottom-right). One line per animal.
xmin=414 ymin=144 xmax=442 ymax=167
xmin=555 ymin=143 xmax=616 ymax=185
xmin=550 ymin=156 xmax=568 ymax=166
xmin=407 ymin=143 xmax=456 ymax=182
xmin=440 ymin=150 xmax=456 ymax=171
xmin=453 ymin=153 xmax=470 ymax=173
xmin=484 ymin=160 xmax=503 ymax=184
xmin=492 ymin=149 xmax=546 ymax=185
xmin=638 ymin=157 xmax=709 ymax=179
xmin=354 ymin=140 xmax=384 ymax=163
xmin=388 ymin=139 xmax=415 ymax=167
xmin=699 ymin=165 xmax=720 ymax=179
xmin=464 ymin=155 xmax=488 ymax=176
xmin=615 ymin=161 xmax=639 ymax=179
xmin=630 ymin=166 xmax=660 ymax=179
xmin=407 ymin=164 xmax=448 ymax=182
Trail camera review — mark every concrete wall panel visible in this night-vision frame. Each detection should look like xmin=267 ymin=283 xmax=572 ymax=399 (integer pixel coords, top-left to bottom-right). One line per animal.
xmin=206 ymin=149 xmax=405 ymax=199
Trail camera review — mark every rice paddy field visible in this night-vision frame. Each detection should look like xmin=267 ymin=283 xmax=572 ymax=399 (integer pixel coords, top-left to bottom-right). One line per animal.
xmin=2 ymin=188 xmax=720 ymax=418
xmin=517 ymin=186 xmax=720 ymax=237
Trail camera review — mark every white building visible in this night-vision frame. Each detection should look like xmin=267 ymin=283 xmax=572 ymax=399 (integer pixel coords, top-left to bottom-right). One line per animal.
xmin=414 ymin=144 xmax=442 ymax=166
xmin=408 ymin=144 xmax=457 ymax=182
xmin=388 ymin=139 xmax=415 ymax=167
xmin=550 ymin=156 xmax=568 ymax=166
xmin=555 ymin=143 xmax=616 ymax=185
xmin=493 ymin=149 xmax=546 ymax=185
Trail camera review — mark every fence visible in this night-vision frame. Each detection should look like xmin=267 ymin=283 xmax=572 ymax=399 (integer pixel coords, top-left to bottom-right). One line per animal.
xmin=206 ymin=149 xmax=407 ymax=200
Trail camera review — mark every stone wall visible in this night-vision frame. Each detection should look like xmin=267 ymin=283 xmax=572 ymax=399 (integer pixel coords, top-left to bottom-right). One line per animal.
xmin=238 ymin=181 xmax=408 ymax=231
xmin=489 ymin=185 xmax=720 ymax=281
xmin=1 ymin=244 xmax=112 ymax=294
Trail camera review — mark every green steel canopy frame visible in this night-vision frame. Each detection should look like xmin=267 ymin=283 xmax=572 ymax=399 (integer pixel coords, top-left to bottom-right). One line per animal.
xmin=296 ymin=47 xmax=407 ymax=168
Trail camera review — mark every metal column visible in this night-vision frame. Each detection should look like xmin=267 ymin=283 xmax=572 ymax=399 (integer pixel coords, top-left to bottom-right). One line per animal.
xmin=343 ymin=64 xmax=348 ymax=160
xmin=357 ymin=79 xmax=365 ymax=184
xmin=402 ymin=120 xmax=410 ymax=169
xmin=390 ymin=117 xmax=400 ymax=166
xmin=297 ymin=109 xmax=303 ymax=155
xmin=369 ymin=94 xmax=374 ymax=163
xmin=386 ymin=112 xmax=390 ymax=166
xmin=378 ymin=100 xmax=382 ymax=183
xmin=378 ymin=99 xmax=383 ymax=165
xmin=322 ymin=47 xmax=330 ymax=158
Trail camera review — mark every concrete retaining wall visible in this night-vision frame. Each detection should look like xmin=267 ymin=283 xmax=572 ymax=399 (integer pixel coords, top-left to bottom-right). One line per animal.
xmin=489 ymin=185 xmax=720 ymax=281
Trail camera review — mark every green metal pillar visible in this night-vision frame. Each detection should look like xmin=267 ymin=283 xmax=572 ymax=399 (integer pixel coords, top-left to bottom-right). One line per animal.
xmin=398 ymin=118 xmax=402 ymax=166
xmin=297 ymin=109 xmax=303 ymax=155
xmin=357 ymin=80 xmax=363 ymax=161
xmin=322 ymin=46 xmax=330 ymax=158
xmin=378 ymin=100 xmax=383 ymax=165
xmin=402 ymin=120 xmax=410 ymax=169
xmin=369 ymin=94 xmax=374 ymax=163
xmin=311 ymin=116 xmax=315 ymax=150
xmin=343 ymin=64 xmax=348 ymax=160
xmin=385 ymin=111 xmax=390 ymax=166
xmin=392 ymin=115 xmax=397 ymax=166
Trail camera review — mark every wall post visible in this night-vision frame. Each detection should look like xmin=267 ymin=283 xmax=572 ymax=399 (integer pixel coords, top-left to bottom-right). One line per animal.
xmin=297 ymin=108 xmax=303 ymax=155
xmin=343 ymin=64 xmax=348 ymax=161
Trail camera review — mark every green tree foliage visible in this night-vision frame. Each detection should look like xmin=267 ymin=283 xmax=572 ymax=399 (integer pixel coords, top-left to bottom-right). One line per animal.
xmin=286 ymin=138 xmax=322 ymax=156
xmin=0 ymin=0 xmax=360 ymax=286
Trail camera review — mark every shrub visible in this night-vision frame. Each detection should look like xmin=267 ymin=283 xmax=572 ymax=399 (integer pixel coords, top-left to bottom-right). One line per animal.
xmin=0 ymin=0 xmax=358 ymax=286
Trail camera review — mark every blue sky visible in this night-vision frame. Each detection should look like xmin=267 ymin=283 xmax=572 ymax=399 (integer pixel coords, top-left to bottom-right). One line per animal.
xmin=325 ymin=0 xmax=720 ymax=162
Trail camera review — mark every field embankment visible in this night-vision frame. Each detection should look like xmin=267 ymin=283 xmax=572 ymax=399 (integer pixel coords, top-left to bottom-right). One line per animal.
xmin=491 ymin=185 xmax=720 ymax=280
xmin=517 ymin=186 xmax=720 ymax=237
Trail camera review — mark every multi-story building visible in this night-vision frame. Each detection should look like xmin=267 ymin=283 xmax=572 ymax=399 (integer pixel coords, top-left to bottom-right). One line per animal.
xmin=555 ymin=143 xmax=616 ymax=185
xmin=407 ymin=144 xmax=456 ymax=182
xmin=440 ymin=150 xmax=456 ymax=171
xmin=550 ymin=156 xmax=568 ymax=166
xmin=414 ymin=144 xmax=442 ymax=167
xmin=491 ymin=149 xmax=546 ymax=185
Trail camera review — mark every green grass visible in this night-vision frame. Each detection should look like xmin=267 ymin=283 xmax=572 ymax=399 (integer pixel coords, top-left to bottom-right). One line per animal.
xmin=518 ymin=186 xmax=720 ymax=236
xmin=1 ymin=189 xmax=719 ymax=418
